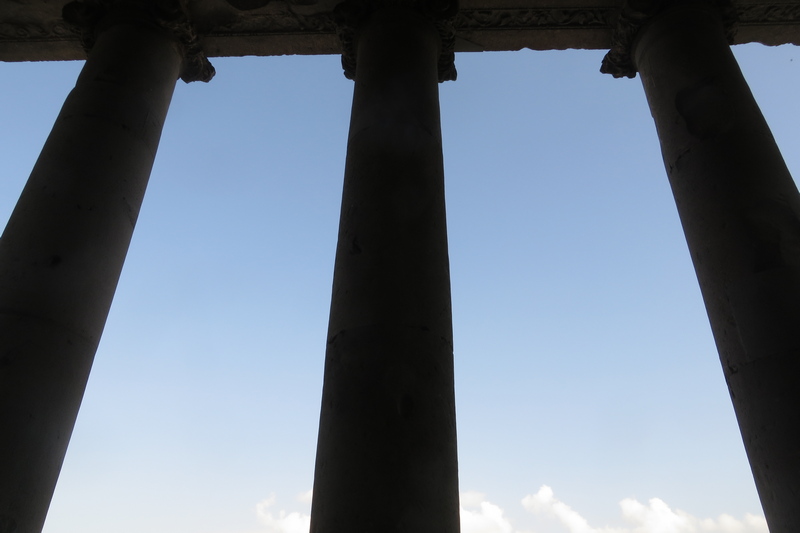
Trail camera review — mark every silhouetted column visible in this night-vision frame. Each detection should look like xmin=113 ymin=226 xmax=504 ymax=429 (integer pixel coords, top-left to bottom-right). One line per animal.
xmin=603 ymin=3 xmax=800 ymax=530
xmin=0 ymin=3 xmax=212 ymax=532
xmin=310 ymin=3 xmax=460 ymax=533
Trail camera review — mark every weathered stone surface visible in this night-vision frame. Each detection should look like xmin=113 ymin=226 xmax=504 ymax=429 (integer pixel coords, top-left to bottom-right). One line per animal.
xmin=0 ymin=20 xmax=182 ymax=533
xmin=61 ymin=0 xmax=215 ymax=82
xmin=310 ymin=8 xmax=459 ymax=533
xmin=633 ymin=4 xmax=800 ymax=530
xmin=3 ymin=0 xmax=800 ymax=62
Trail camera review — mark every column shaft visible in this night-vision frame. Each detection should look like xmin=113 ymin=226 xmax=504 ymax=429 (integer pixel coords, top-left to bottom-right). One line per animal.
xmin=310 ymin=8 xmax=460 ymax=533
xmin=0 ymin=22 xmax=182 ymax=533
xmin=634 ymin=7 xmax=800 ymax=530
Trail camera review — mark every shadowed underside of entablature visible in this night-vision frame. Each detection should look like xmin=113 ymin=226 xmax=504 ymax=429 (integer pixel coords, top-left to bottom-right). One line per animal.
xmin=2 ymin=1 xmax=800 ymax=62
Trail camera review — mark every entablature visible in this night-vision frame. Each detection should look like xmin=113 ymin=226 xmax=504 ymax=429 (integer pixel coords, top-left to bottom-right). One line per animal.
xmin=2 ymin=0 xmax=800 ymax=62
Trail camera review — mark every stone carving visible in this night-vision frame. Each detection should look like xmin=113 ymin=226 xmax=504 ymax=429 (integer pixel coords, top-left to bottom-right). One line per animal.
xmin=0 ymin=21 xmax=74 ymax=40
xmin=224 ymin=0 xmax=272 ymax=10
xmin=737 ymin=3 xmax=800 ymax=24
xmin=455 ymin=7 xmax=613 ymax=30
xmin=4 ymin=1 xmax=800 ymax=61
xmin=208 ymin=3 xmax=800 ymax=38
xmin=61 ymin=0 xmax=215 ymax=83
xmin=333 ymin=0 xmax=458 ymax=82
xmin=601 ymin=0 xmax=737 ymax=79
xmin=223 ymin=0 xmax=319 ymax=9
xmin=210 ymin=11 xmax=336 ymax=34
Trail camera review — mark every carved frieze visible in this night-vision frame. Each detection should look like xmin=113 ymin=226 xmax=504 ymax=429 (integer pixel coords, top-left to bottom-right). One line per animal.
xmin=4 ymin=1 xmax=800 ymax=62
xmin=737 ymin=3 xmax=800 ymax=24
xmin=209 ymin=11 xmax=336 ymax=34
xmin=454 ymin=7 xmax=613 ymax=30
xmin=0 ymin=21 xmax=74 ymax=41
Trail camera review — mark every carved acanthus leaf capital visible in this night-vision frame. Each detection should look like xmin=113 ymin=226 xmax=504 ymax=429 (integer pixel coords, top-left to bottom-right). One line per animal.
xmin=600 ymin=0 xmax=736 ymax=79
xmin=62 ymin=0 xmax=215 ymax=83
xmin=334 ymin=0 xmax=458 ymax=82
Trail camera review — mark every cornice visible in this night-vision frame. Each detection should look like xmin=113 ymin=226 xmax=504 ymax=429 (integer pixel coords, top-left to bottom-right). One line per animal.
xmin=3 ymin=2 xmax=800 ymax=61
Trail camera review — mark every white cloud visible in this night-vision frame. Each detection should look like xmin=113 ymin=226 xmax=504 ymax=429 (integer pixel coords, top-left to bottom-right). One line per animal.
xmin=296 ymin=490 xmax=314 ymax=505
xmin=462 ymin=491 xmax=490 ymax=508
xmin=249 ymin=487 xmax=768 ymax=533
xmin=256 ymin=494 xmax=311 ymax=533
xmin=252 ymin=490 xmax=523 ymax=533
xmin=522 ymin=485 xmax=625 ymax=533
xmin=460 ymin=492 xmax=517 ymax=533
xmin=522 ymin=485 xmax=769 ymax=533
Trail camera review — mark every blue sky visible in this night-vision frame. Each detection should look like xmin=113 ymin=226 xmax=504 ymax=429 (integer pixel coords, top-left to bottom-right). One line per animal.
xmin=2 ymin=42 xmax=798 ymax=533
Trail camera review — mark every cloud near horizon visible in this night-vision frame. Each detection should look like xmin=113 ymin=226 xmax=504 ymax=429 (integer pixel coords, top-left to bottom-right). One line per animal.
xmin=256 ymin=494 xmax=311 ymax=533
xmin=520 ymin=486 xmax=768 ymax=533
xmin=254 ymin=487 xmax=767 ymax=533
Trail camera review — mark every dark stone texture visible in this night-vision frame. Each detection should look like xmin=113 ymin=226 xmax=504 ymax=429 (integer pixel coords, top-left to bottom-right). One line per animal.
xmin=5 ymin=0 xmax=800 ymax=61
xmin=61 ymin=0 xmax=215 ymax=83
xmin=333 ymin=0 xmax=457 ymax=81
xmin=634 ymin=5 xmax=800 ymax=531
xmin=0 ymin=21 xmax=182 ymax=533
xmin=310 ymin=8 xmax=460 ymax=533
xmin=601 ymin=0 xmax=736 ymax=78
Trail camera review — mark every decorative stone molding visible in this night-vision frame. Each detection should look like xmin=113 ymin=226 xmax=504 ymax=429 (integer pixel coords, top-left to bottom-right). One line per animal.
xmin=333 ymin=0 xmax=459 ymax=82
xmin=5 ymin=2 xmax=800 ymax=61
xmin=61 ymin=0 xmax=215 ymax=83
xmin=0 ymin=21 xmax=75 ymax=41
xmin=180 ymin=3 xmax=800 ymax=42
xmin=455 ymin=7 xmax=612 ymax=30
xmin=223 ymin=0 xmax=318 ymax=10
xmin=600 ymin=0 xmax=737 ymax=78
xmin=737 ymin=3 xmax=800 ymax=24
xmin=209 ymin=11 xmax=336 ymax=35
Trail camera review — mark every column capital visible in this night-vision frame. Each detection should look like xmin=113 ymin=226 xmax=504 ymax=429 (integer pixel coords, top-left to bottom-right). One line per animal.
xmin=62 ymin=0 xmax=215 ymax=83
xmin=600 ymin=0 xmax=736 ymax=79
xmin=333 ymin=0 xmax=458 ymax=82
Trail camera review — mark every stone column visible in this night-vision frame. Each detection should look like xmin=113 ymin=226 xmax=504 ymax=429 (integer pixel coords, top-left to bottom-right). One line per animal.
xmin=309 ymin=3 xmax=460 ymax=533
xmin=0 ymin=3 xmax=212 ymax=532
xmin=603 ymin=3 xmax=800 ymax=530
